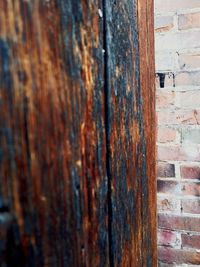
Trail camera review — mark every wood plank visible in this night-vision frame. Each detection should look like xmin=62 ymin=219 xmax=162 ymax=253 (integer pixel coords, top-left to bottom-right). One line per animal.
xmin=138 ymin=0 xmax=157 ymax=266
xmin=0 ymin=1 xmax=109 ymax=266
xmin=104 ymin=0 xmax=156 ymax=266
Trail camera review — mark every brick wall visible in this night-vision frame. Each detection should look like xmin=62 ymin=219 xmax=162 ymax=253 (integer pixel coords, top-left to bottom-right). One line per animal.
xmin=155 ymin=1 xmax=200 ymax=266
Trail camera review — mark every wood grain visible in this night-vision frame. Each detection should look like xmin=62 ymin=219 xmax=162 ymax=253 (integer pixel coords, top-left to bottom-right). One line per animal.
xmin=104 ymin=0 xmax=156 ymax=266
xmin=0 ymin=1 xmax=109 ymax=266
xmin=0 ymin=0 xmax=156 ymax=266
xmin=138 ymin=0 xmax=157 ymax=266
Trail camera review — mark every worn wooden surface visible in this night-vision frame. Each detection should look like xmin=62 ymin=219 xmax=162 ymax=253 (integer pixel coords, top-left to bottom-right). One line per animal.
xmin=104 ymin=0 xmax=156 ymax=266
xmin=0 ymin=1 xmax=109 ymax=266
xmin=0 ymin=0 xmax=156 ymax=266
xmin=138 ymin=0 xmax=157 ymax=266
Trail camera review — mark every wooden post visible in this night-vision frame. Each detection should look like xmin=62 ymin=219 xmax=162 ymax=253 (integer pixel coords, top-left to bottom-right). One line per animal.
xmin=105 ymin=0 xmax=156 ymax=266
xmin=0 ymin=0 xmax=156 ymax=266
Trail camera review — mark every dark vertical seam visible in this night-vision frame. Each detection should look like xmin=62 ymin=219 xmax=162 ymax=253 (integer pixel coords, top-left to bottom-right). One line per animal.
xmin=102 ymin=1 xmax=114 ymax=266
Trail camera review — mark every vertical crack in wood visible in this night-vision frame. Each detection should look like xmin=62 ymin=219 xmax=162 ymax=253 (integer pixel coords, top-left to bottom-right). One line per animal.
xmin=102 ymin=1 xmax=113 ymax=266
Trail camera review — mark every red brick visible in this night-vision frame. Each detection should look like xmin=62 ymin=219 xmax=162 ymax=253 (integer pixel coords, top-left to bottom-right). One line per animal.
xmin=157 ymin=163 xmax=175 ymax=177
xmin=157 ymin=146 xmax=178 ymax=161
xmin=156 ymin=90 xmax=175 ymax=108
xmin=158 ymin=214 xmax=200 ymax=232
xmin=157 ymin=145 xmax=200 ymax=161
xmin=179 ymin=12 xmax=200 ymax=30
xmin=157 ymin=197 xmax=180 ymax=213
xmin=157 ymin=180 xmax=180 ymax=194
xmin=157 ymin=110 xmax=200 ymax=125
xmin=181 ymin=182 xmax=200 ymax=196
xmin=182 ymin=199 xmax=200 ymax=214
xmin=158 ymin=247 xmax=200 ymax=265
xmin=158 ymin=230 xmax=180 ymax=248
xmin=182 ymin=234 xmax=200 ymax=249
xmin=180 ymin=165 xmax=200 ymax=179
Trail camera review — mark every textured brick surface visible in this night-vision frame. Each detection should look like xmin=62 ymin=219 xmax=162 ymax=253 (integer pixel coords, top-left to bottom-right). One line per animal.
xmin=180 ymin=165 xmax=200 ymax=179
xmin=177 ymin=91 xmax=200 ymax=108
xmin=178 ymin=12 xmax=200 ymax=30
xmin=155 ymin=0 xmax=200 ymax=14
xmin=179 ymin=53 xmax=200 ymax=70
xmin=156 ymin=31 xmax=200 ymax=51
xmin=181 ymin=182 xmax=200 ymax=196
xmin=155 ymin=0 xmax=200 ymax=265
xmin=156 ymin=51 xmax=176 ymax=71
xmin=157 ymin=180 xmax=180 ymax=194
xmin=157 ymin=197 xmax=181 ymax=212
xmin=182 ymin=234 xmax=200 ymax=249
xmin=158 ymin=214 xmax=200 ymax=232
xmin=158 ymin=247 xmax=200 ymax=265
xmin=158 ymin=230 xmax=181 ymax=248
xmin=157 ymin=110 xmax=200 ymax=125
xmin=156 ymin=90 xmax=175 ymax=108
xmin=155 ymin=16 xmax=174 ymax=32
xmin=157 ymin=127 xmax=177 ymax=143
xmin=176 ymin=71 xmax=200 ymax=86
xmin=157 ymin=145 xmax=200 ymax=161
xmin=181 ymin=199 xmax=200 ymax=214
xmin=157 ymin=163 xmax=175 ymax=177
xmin=181 ymin=129 xmax=200 ymax=144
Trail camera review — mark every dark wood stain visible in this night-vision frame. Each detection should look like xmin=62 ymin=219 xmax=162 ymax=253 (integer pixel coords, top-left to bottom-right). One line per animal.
xmin=104 ymin=0 xmax=156 ymax=266
xmin=0 ymin=0 xmax=156 ymax=266
xmin=0 ymin=1 xmax=108 ymax=266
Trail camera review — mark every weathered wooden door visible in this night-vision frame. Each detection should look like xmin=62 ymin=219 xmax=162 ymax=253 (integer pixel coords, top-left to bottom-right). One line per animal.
xmin=0 ymin=0 xmax=156 ymax=266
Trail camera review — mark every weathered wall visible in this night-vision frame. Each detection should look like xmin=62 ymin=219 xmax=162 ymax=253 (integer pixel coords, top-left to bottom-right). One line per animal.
xmin=155 ymin=0 xmax=200 ymax=266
